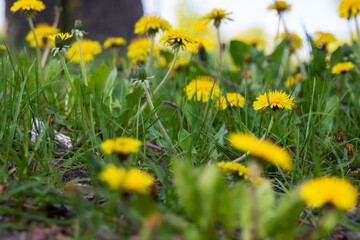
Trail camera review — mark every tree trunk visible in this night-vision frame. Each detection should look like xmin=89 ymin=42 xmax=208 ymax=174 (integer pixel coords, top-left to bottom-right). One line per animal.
xmin=5 ymin=0 xmax=143 ymax=46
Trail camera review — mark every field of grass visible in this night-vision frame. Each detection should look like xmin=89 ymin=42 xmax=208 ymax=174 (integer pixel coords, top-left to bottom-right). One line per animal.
xmin=1 ymin=1 xmax=360 ymax=239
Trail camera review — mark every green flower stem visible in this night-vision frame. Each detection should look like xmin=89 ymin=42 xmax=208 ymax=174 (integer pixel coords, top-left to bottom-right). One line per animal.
xmin=27 ymin=17 xmax=43 ymax=81
xmin=144 ymin=86 xmax=178 ymax=155
xmin=216 ymin=26 xmax=222 ymax=85
xmin=232 ymin=115 xmax=274 ymax=163
xmin=128 ymin=49 xmax=179 ymax=127
xmin=77 ymin=37 xmax=88 ymax=86
xmin=145 ymin=34 xmax=155 ymax=73
xmin=344 ymin=74 xmax=355 ymax=102
xmin=60 ymin=54 xmax=76 ymax=94
xmin=355 ymin=16 xmax=360 ymax=45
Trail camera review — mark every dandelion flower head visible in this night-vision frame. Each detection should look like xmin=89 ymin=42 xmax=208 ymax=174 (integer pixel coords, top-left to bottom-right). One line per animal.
xmin=101 ymin=137 xmax=142 ymax=155
xmin=253 ymin=90 xmax=296 ymax=111
xmin=202 ymin=9 xmax=233 ymax=27
xmin=338 ymin=0 xmax=360 ymax=19
xmin=300 ymin=176 xmax=358 ymax=210
xmin=10 ymin=0 xmax=45 ymax=13
xmin=67 ymin=39 xmax=102 ymax=63
xmin=268 ymin=1 xmax=291 ymax=13
xmin=185 ymin=76 xmax=221 ymax=102
xmin=229 ymin=133 xmax=293 ymax=172
xmin=217 ymin=161 xmax=249 ymax=179
xmin=285 ymin=73 xmax=303 ymax=89
xmin=313 ymin=32 xmax=336 ymax=47
xmin=160 ymin=29 xmax=196 ymax=50
xmin=122 ymin=168 xmax=155 ymax=194
xmin=104 ymin=37 xmax=126 ymax=48
xmin=189 ymin=36 xmax=214 ymax=54
xmin=127 ymin=37 xmax=151 ymax=63
xmin=48 ymin=32 xmax=73 ymax=42
xmin=192 ymin=20 xmax=209 ymax=33
xmin=331 ymin=61 xmax=355 ymax=74
xmin=135 ymin=14 xmax=171 ymax=36
xmin=217 ymin=93 xmax=245 ymax=110
xmin=99 ymin=164 xmax=127 ymax=190
xmin=279 ymin=32 xmax=302 ymax=50
xmin=25 ymin=23 xmax=59 ymax=48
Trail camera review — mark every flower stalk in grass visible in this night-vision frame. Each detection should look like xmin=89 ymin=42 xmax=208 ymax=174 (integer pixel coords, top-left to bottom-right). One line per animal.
xmin=72 ymin=20 xmax=88 ymax=86
xmin=145 ymin=34 xmax=155 ymax=73
xmin=27 ymin=17 xmax=43 ymax=81
xmin=216 ymin=26 xmax=223 ymax=85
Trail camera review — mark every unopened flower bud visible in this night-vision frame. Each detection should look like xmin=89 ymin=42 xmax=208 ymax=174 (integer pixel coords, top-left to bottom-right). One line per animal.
xmin=55 ymin=35 xmax=64 ymax=49
xmin=74 ymin=20 xmax=83 ymax=31
xmin=135 ymin=66 xmax=147 ymax=81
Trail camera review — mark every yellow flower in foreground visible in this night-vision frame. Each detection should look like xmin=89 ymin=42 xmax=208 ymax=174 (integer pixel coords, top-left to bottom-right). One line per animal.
xmin=185 ymin=76 xmax=220 ymax=102
xmin=25 ymin=23 xmax=59 ymax=48
xmin=103 ymin=37 xmax=126 ymax=48
xmin=101 ymin=137 xmax=142 ymax=155
xmin=253 ymin=90 xmax=296 ymax=111
xmin=122 ymin=168 xmax=155 ymax=194
xmin=99 ymin=164 xmax=127 ymax=190
xmin=127 ymin=37 xmax=151 ymax=63
xmin=202 ymin=9 xmax=233 ymax=27
xmin=229 ymin=133 xmax=292 ymax=172
xmin=48 ymin=32 xmax=73 ymax=42
xmin=331 ymin=61 xmax=355 ymax=74
xmin=268 ymin=1 xmax=291 ymax=13
xmin=134 ymin=14 xmax=171 ymax=35
xmin=217 ymin=161 xmax=249 ymax=179
xmin=300 ymin=176 xmax=357 ymax=210
xmin=67 ymin=39 xmax=102 ymax=63
xmin=338 ymin=0 xmax=360 ymax=19
xmin=160 ymin=29 xmax=196 ymax=50
xmin=10 ymin=0 xmax=45 ymax=13
xmin=312 ymin=32 xmax=336 ymax=47
xmin=217 ymin=93 xmax=245 ymax=110
xmin=279 ymin=32 xmax=302 ymax=50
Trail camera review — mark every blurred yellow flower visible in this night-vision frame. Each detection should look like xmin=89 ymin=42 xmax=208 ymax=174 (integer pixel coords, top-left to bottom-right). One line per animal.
xmin=192 ymin=20 xmax=209 ymax=33
xmin=268 ymin=1 xmax=291 ymax=13
xmin=158 ymin=56 xmax=167 ymax=68
xmin=300 ymin=176 xmax=357 ymax=210
xmin=312 ymin=32 xmax=336 ymax=47
xmin=331 ymin=61 xmax=355 ymax=74
xmin=229 ymin=133 xmax=292 ymax=172
xmin=99 ymin=164 xmax=127 ymax=190
xmin=202 ymin=9 xmax=233 ymax=27
xmin=217 ymin=161 xmax=249 ymax=179
xmin=127 ymin=37 xmax=151 ymax=63
xmin=279 ymin=32 xmax=302 ymax=50
xmin=285 ymin=73 xmax=303 ymax=89
xmin=67 ymin=39 xmax=102 ymax=63
xmin=160 ymin=29 xmax=196 ymax=50
xmin=25 ymin=23 xmax=59 ymax=48
xmin=101 ymin=137 xmax=142 ymax=155
xmin=216 ymin=93 xmax=245 ymax=110
xmin=0 ymin=45 xmax=6 ymax=52
xmin=189 ymin=36 xmax=214 ymax=54
xmin=122 ymin=168 xmax=155 ymax=194
xmin=338 ymin=0 xmax=360 ymax=19
xmin=253 ymin=90 xmax=296 ymax=110
xmin=134 ymin=14 xmax=171 ymax=36
xmin=172 ymin=58 xmax=190 ymax=70
xmin=103 ymin=37 xmax=126 ymax=48
xmin=185 ymin=76 xmax=220 ymax=102
xmin=10 ymin=0 xmax=45 ymax=13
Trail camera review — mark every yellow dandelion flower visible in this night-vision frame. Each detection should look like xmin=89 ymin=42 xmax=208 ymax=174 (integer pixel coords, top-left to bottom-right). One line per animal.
xmin=134 ymin=14 xmax=171 ymax=36
xmin=127 ymin=37 xmax=151 ymax=63
xmin=99 ymin=164 xmax=127 ymax=190
xmin=202 ymin=9 xmax=233 ymax=28
xmin=160 ymin=29 xmax=196 ymax=50
xmin=172 ymin=58 xmax=190 ymax=70
xmin=312 ymin=32 xmax=336 ymax=47
xmin=216 ymin=93 xmax=245 ymax=110
xmin=122 ymin=168 xmax=154 ymax=194
xmin=25 ymin=23 xmax=59 ymax=48
xmin=101 ymin=139 xmax=116 ymax=154
xmin=279 ymin=32 xmax=302 ymax=50
xmin=192 ymin=20 xmax=209 ymax=33
xmin=103 ymin=37 xmax=126 ymax=48
xmin=189 ymin=36 xmax=214 ymax=54
xmin=338 ymin=0 xmax=360 ymax=19
xmin=268 ymin=1 xmax=291 ymax=13
xmin=300 ymin=176 xmax=358 ymax=210
xmin=185 ymin=76 xmax=221 ymax=102
xmin=217 ymin=161 xmax=249 ymax=179
xmin=229 ymin=133 xmax=293 ymax=172
xmin=158 ymin=56 xmax=167 ymax=68
xmin=253 ymin=90 xmax=296 ymax=111
xmin=47 ymin=32 xmax=73 ymax=42
xmin=243 ymin=37 xmax=263 ymax=47
xmin=0 ymin=44 xmax=7 ymax=52
xmin=331 ymin=61 xmax=355 ymax=74
xmin=10 ymin=0 xmax=45 ymax=13
xmin=113 ymin=137 xmax=142 ymax=155
xmin=67 ymin=39 xmax=102 ymax=63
